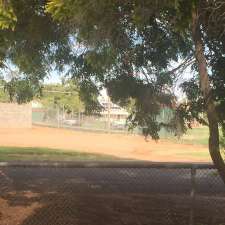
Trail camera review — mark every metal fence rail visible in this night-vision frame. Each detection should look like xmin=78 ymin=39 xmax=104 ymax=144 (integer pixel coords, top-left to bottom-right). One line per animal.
xmin=0 ymin=161 xmax=225 ymax=225
xmin=32 ymin=107 xmax=132 ymax=134
xmin=32 ymin=107 xmax=174 ymax=136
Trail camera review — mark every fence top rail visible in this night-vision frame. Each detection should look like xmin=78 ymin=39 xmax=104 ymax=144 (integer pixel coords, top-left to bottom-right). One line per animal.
xmin=0 ymin=161 xmax=215 ymax=169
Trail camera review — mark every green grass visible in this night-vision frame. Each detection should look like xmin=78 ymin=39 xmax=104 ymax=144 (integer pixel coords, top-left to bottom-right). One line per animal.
xmin=179 ymin=126 xmax=209 ymax=146
xmin=161 ymin=126 xmax=209 ymax=146
xmin=176 ymin=150 xmax=210 ymax=158
xmin=0 ymin=146 xmax=120 ymax=161
xmin=163 ymin=126 xmax=225 ymax=151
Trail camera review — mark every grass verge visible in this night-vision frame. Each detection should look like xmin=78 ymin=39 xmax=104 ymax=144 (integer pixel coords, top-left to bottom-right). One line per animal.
xmin=0 ymin=146 xmax=120 ymax=161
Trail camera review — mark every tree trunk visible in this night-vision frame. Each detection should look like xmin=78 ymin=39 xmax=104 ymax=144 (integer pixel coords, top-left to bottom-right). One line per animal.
xmin=192 ymin=8 xmax=225 ymax=183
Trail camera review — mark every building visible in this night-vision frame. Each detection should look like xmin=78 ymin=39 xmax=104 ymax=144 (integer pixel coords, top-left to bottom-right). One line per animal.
xmin=98 ymin=93 xmax=129 ymax=121
xmin=31 ymin=100 xmax=43 ymax=109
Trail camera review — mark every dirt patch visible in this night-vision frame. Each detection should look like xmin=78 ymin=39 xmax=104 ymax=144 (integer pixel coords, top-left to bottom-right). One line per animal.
xmin=0 ymin=165 xmax=224 ymax=225
xmin=0 ymin=193 xmax=224 ymax=225
xmin=0 ymin=197 xmax=41 ymax=225
xmin=0 ymin=126 xmax=211 ymax=162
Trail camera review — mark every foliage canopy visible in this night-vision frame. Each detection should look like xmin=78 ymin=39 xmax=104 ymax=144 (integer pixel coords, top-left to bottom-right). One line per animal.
xmin=45 ymin=0 xmax=225 ymax=139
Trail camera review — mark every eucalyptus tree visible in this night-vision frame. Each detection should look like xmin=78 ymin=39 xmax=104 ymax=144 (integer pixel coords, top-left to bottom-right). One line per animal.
xmin=1 ymin=0 xmax=225 ymax=180
xmin=47 ymin=0 xmax=225 ymax=181
xmin=0 ymin=0 xmax=72 ymax=102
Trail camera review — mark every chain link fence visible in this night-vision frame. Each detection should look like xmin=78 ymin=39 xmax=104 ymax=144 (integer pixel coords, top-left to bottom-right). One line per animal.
xmin=32 ymin=107 xmax=177 ymax=136
xmin=0 ymin=161 xmax=225 ymax=225
xmin=32 ymin=107 xmax=139 ymax=134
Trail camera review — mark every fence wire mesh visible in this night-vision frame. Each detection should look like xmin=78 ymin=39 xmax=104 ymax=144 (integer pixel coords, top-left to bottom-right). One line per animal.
xmin=0 ymin=163 xmax=225 ymax=225
xmin=32 ymin=107 xmax=131 ymax=133
xmin=32 ymin=107 xmax=175 ymax=136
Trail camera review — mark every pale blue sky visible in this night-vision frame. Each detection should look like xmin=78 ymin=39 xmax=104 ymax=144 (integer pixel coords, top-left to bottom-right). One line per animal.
xmin=44 ymin=60 xmax=194 ymax=101
xmin=44 ymin=71 xmax=62 ymax=84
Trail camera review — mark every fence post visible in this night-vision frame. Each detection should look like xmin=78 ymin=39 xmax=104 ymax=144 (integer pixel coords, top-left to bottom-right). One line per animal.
xmin=189 ymin=165 xmax=196 ymax=225
xmin=57 ymin=107 xmax=60 ymax=128
xmin=107 ymin=95 xmax=111 ymax=133
xmin=78 ymin=111 xmax=81 ymax=126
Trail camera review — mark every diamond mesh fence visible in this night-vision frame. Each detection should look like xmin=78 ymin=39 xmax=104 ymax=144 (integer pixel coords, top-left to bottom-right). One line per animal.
xmin=32 ymin=107 xmax=132 ymax=134
xmin=32 ymin=107 xmax=174 ymax=136
xmin=0 ymin=162 xmax=225 ymax=225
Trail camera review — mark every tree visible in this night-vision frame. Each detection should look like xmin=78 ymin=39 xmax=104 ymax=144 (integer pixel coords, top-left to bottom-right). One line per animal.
xmin=0 ymin=0 xmax=72 ymax=103
xmin=0 ymin=76 xmax=9 ymax=102
xmin=0 ymin=0 xmax=17 ymax=30
xmin=46 ymin=0 xmax=225 ymax=181
xmin=40 ymin=81 xmax=84 ymax=113
xmin=1 ymin=0 xmax=225 ymax=180
xmin=191 ymin=3 xmax=225 ymax=182
xmin=0 ymin=0 xmax=101 ymax=111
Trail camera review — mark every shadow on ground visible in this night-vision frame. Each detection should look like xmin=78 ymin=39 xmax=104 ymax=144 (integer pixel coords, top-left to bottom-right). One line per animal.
xmin=0 ymin=167 xmax=225 ymax=225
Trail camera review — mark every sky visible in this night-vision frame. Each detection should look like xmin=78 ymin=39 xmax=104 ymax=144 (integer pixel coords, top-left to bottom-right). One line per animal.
xmin=2 ymin=57 xmax=194 ymax=101
xmin=44 ymin=70 xmax=62 ymax=84
xmin=43 ymin=60 xmax=194 ymax=101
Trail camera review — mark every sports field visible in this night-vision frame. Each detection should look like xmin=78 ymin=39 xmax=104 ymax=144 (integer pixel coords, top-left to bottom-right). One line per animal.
xmin=0 ymin=125 xmax=211 ymax=162
xmin=1 ymin=126 xmax=224 ymax=225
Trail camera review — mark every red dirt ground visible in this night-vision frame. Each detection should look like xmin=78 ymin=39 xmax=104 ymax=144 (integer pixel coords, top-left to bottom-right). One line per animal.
xmin=0 ymin=126 xmax=211 ymax=162
xmin=1 ymin=193 xmax=222 ymax=225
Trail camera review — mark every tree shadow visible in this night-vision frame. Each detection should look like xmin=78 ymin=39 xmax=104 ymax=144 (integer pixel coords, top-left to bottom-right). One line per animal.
xmin=0 ymin=167 xmax=225 ymax=225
